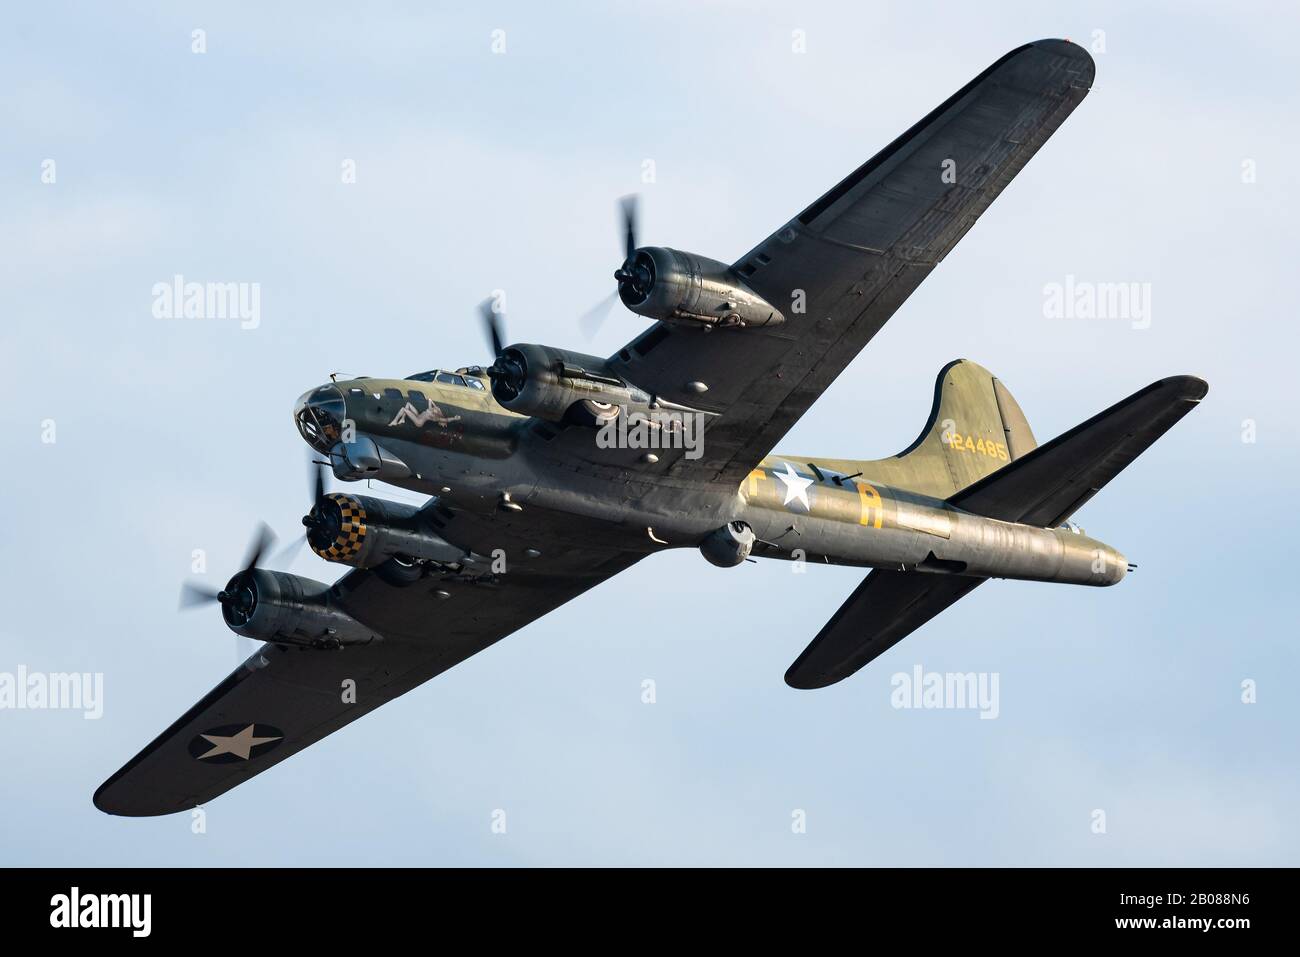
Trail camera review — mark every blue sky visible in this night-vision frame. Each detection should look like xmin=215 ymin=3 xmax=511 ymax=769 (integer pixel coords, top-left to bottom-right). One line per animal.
xmin=2 ymin=0 xmax=1297 ymax=865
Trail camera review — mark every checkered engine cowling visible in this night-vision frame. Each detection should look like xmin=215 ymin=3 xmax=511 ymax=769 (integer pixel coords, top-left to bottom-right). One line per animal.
xmin=310 ymin=493 xmax=369 ymax=564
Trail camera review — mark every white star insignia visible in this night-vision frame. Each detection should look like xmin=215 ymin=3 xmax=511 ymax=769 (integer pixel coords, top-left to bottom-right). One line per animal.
xmin=774 ymin=462 xmax=814 ymax=510
xmin=196 ymin=724 xmax=282 ymax=761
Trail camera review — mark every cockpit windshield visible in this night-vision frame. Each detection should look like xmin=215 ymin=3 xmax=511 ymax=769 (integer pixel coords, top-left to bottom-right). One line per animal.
xmin=405 ymin=369 xmax=487 ymax=390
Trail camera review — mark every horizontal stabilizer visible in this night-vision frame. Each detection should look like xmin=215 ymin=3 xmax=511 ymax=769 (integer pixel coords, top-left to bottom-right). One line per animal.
xmin=785 ymin=571 xmax=984 ymax=689
xmin=784 ymin=374 xmax=1206 ymax=690
xmin=948 ymin=375 xmax=1208 ymax=526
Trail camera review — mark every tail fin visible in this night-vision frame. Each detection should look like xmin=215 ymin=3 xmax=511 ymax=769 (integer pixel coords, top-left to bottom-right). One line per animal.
xmin=859 ymin=359 xmax=1037 ymax=498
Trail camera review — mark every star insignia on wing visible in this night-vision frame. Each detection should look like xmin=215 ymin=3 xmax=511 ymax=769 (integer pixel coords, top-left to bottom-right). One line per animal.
xmin=195 ymin=724 xmax=282 ymax=761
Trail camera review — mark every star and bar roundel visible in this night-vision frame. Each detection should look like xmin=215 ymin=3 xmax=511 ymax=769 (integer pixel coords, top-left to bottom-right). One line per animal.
xmin=187 ymin=723 xmax=284 ymax=763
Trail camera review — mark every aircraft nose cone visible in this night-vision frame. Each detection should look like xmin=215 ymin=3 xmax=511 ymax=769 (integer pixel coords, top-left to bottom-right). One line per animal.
xmin=293 ymin=384 xmax=347 ymax=452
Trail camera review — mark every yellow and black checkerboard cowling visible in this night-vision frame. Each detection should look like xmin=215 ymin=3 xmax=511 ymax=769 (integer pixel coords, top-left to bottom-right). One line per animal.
xmin=312 ymin=493 xmax=369 ymax=563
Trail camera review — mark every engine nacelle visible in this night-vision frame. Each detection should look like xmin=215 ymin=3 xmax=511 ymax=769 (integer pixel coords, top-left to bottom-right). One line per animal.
xmin=617 ymin=247 xmax=784 ymax=329
xmin=306 ymin=493 xmax=467 ymax=568
xmin=700 ymin=521 xmax=757 ymax=568
xmin=220 ymin=569 xmax=379 ymax=648
xmin=490 ymin=343 xmax=709 ymax=428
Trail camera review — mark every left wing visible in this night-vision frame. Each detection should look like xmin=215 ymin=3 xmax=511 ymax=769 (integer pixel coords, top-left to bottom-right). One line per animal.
xmin=611 ymin=40 xmax=1095 ymax=493
xmin=94 ymin=545 xmax=640 ymax=816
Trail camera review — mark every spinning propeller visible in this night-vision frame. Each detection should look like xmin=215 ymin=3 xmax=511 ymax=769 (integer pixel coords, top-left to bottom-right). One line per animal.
xmin=179 ymin=451 xmax=334 ymax=620
xmin=480 ymin=298 xmax=526 ymax=399
xmin=178 ymin=522 xmax=275 ymax=627
xmin=613 ymin=194 xmax=650 ymax=297
xmin=269 ymin=455 xmax=340 ymax=566
xmin=580 ymin=194 xmax=644 ymax=339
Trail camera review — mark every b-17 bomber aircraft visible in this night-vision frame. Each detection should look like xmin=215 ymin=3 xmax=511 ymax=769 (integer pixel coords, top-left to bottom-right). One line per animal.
xmin=96 ymin=39 xmax=1206 ymax=815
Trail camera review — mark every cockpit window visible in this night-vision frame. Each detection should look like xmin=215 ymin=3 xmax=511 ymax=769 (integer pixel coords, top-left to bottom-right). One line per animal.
xmin=405 ymin=369 xmax=486 ymax=390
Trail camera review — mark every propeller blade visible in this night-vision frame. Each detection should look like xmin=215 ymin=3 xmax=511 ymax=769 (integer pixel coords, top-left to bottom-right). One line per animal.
xmin=620 ymin=194 xmax=639 ymax=262
xmin=579 ymin=290 xmax=620 ymax=341
xmin=311 ymin=456 xmax=326 ymax=504
xmin=272 ymin=533 xmax=308 ymax=567
xmin=178 ymin=581 xmax=221 ymax=610
xmin=239 ymin=522 xmax=276 ymax=577
xmin=479 ymin=298 xmax=506 ymax=358
xmin=179 ymin=522 xmax=278 ymax=616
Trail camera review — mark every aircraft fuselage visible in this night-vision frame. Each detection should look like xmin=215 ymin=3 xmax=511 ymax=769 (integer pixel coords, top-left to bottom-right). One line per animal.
xmin=295 ymin=374 xmax=1126 ymax=588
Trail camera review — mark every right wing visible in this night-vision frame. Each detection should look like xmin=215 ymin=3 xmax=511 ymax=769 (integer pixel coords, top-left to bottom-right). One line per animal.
xmin=785 ymin=571 xmax=985 ymax=689
xmin=95 ymin=538 xmax=640 ymax=816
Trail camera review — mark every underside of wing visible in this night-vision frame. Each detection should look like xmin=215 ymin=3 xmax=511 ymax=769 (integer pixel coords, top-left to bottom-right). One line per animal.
xmin=785 ymin=570 xmax=985 ymax=689
xmin=610 ymin=39 xmax=1094 ymax=494
xmin=94 ymin=545 xmax=640 ymax=816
